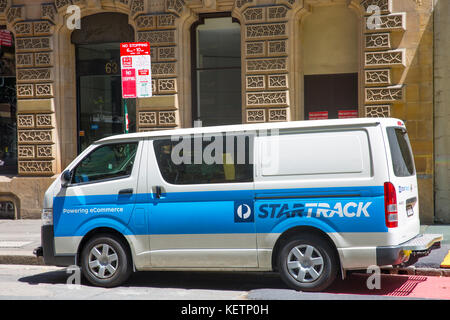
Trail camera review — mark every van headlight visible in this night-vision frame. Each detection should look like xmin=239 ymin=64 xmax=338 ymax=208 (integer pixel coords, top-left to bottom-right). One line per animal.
xmin=42 ymin=208 xmax=53 ymax=226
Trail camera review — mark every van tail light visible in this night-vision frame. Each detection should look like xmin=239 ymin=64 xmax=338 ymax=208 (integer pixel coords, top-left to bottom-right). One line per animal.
xmin=384 ymin=182 xmax=398 ymax=228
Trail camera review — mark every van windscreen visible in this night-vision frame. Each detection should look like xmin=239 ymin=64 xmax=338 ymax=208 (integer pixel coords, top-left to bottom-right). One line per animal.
xmin=386 ymin=127 xmax=415 ymax=177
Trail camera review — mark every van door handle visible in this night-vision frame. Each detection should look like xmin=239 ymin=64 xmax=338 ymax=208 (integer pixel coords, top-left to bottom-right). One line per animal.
xmin=154 ymin=186 xmax=163 ymax=199
xmin=118 ymin=188 xmax=133 ymax=195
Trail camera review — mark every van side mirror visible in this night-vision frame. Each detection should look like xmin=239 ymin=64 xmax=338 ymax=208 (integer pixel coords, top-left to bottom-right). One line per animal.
xmin=61 ymin=170 xmax=72 ymax=188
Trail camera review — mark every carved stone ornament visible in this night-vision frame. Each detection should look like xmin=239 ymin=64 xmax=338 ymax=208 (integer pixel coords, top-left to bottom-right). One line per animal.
xmin=18 ymin=160 xmax=54 ymax=174
xmin=268 ymin=108 xmax=288 ymax=121
xmin=247 ymin=109 xmax=265 ymax=122
xmin=365 ymin=87 xmax=403 ymax=103
xmin=365 ymin=105 xmax=391 ymax=118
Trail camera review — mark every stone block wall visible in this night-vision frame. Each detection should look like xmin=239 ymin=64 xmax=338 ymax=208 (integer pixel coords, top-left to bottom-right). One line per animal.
xmin=5 ymin=4 xmax=57 ymax=176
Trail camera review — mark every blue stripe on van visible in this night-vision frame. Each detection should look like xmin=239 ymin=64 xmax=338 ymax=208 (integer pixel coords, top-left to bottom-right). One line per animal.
xmin=53 ymin=186 xmax=386 ymax=237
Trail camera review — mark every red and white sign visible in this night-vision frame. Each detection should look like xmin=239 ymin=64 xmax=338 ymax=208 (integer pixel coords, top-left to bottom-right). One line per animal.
xmin=121 ymin=69 xmax=137 ymax=99
xmin=120 ymin=42 xmax=151 ymax=56
xmin=309 ymin=111 xmax=329 ymax=120
xmin=120 ymin=42 xmax=152 ymax=98
xmin=338 ymin=110 xmax=358 ymax=119
xmin=0 ymin=30 xmax=12 ymax=47
xmin=122 ymin=57 xmax=132 ymax=68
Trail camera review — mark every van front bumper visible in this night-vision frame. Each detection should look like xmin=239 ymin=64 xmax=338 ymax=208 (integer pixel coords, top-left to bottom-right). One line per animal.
xmin=34 ymin=225 xmax=76 ymax=267
xmin=376 ymin=233 xmax=443 ymax=266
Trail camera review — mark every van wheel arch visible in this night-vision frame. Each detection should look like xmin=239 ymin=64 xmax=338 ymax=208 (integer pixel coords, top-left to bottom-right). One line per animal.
xmin=271 ymin=226 xmax=341 ymax=274
xmin=77 ymin=227 xmax=133 ymax=268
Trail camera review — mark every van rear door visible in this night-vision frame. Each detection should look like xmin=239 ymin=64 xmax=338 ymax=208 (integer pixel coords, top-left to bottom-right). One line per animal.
xmin=385 ymin=125 xmax=420 ymax=243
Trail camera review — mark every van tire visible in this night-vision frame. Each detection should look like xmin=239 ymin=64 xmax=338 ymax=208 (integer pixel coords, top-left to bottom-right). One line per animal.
xmin=80 ymin=234 xmax=132 ymax=288
xmin=278 ymin=234 xmax=338 ymax=292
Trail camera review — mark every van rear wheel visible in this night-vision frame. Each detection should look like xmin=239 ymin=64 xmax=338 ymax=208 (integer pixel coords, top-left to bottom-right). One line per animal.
xmin=278 ymin=234 xmax=338 ymax=292
xmin=81 ymin=234 xmax=132 ymax=288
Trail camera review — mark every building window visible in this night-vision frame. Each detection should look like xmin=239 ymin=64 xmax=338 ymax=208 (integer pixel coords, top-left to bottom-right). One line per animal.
xmin=191 ymin=14 xmax=242 ymax=127
xmin=72 ymin=13 xmax=135 ymax=153
xmin=0 ymin=27 xmax=17 ymax=175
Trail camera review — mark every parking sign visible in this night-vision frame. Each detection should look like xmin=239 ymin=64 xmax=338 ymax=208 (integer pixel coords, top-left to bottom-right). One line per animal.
xmin=120 ymin=42 xmax=152 ymax=98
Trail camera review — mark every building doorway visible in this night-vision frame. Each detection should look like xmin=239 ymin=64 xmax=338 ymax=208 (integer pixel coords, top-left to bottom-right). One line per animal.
xmin=72 ymin=13 xmax=135 ymax=152
xmin=304 ymin=73 xmax=358 ymax=120
xmin=0 ymin=27 xmax=16 ymax=175
xmin=301 ymin=5 xmax=359 ymax=120
xmin=191 ymin=14 xmax=242 ymax=127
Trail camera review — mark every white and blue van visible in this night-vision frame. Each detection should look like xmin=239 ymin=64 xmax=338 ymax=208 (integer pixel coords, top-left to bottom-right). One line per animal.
xmin=35 ymin=118 xmax=442 ymax=291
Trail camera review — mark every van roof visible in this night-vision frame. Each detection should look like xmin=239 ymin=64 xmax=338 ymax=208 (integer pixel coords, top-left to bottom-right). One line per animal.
xmin=96 ymin=117 xmax=403 ymax=143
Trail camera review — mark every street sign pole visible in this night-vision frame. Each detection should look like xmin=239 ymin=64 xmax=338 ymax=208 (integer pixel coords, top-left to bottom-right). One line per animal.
xmin=124 ymin=99 xmax=129 ymax=134
xmin=120 ymin=42 xmax=152 ymax=134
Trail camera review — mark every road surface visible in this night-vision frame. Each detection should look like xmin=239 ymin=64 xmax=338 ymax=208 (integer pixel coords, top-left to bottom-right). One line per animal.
xmin=0 ymin=264 xmax=449 ymax=300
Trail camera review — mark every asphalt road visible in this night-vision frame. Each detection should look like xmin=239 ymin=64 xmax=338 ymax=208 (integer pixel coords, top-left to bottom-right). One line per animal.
xmin=0 ymin=264 xmax=449 ymax=301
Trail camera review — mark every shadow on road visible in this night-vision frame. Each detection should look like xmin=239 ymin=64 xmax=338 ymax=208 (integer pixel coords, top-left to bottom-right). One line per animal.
xmin=18 ymin=269 xmax=289 ymax=291
xmin=17 ymin=267 xmax=432 ymax=300
xmin=127 ymin=271 xmax=288 ymax=291
xmin=18 ymin=269 xmax=68 ymax=286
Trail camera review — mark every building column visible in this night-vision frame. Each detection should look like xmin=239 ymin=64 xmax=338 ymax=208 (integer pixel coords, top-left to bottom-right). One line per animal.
xmin=362 ymin=0 xmax=406 ymax=117
xmin=238 ymin=2 xmax=291 ymax=123
xmin=134 ymin=1 xmax=182 ymax=131
xmin=8 ymin=4 xmax=57 ymax=176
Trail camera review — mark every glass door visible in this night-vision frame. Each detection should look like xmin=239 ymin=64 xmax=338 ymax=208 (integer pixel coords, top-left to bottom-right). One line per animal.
xmin=192 ymin=15 xmax=242 ymax=127
xmin=76 ymin=43 xmax=136 ymax=152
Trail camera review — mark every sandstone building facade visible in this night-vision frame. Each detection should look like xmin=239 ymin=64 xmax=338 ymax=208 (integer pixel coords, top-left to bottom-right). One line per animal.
xmin=0 ymin=0 xmax=445 ymax=223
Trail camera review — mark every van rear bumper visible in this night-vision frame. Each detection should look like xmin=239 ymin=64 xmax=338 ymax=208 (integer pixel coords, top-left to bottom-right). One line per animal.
xmin=376 ymin=233 xmax=443 ymax=266
xmin=34 ymin=225 xmax=76 ymax=267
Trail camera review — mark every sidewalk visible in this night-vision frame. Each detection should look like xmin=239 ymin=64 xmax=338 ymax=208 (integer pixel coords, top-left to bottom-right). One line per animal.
xmin=0 ymin=219 xmax=449 ymax=275
xmin=0 ymin=219 xmax=43 ymax=265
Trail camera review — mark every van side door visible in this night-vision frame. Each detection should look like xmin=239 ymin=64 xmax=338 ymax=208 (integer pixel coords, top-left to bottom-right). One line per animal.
xmin=147 ymin=133 xmax=258 ymax=268
xmin=53 ymin=141 xmax=142 ymax=255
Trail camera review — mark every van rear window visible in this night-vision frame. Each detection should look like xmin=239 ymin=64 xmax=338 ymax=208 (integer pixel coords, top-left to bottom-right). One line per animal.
xmin=386 ymin=127 xmax=415 ymax=177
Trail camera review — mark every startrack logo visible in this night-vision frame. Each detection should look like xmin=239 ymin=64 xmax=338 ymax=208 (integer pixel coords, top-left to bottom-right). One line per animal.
xmin=258 ymin=204 xmax=305 ymax=219
xmin=234 ymin=201 xmax=254 ymax=223
xmin=305 ymin=202 xmax=372 ymax=218
xmin=256 ymin=202 xmax=372 ymax=219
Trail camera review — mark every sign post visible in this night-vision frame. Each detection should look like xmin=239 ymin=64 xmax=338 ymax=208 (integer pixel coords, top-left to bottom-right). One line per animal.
xmin=120 ymin=42 xmax=152 ymax=133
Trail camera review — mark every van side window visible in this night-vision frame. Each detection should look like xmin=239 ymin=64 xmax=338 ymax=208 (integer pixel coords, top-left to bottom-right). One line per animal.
xmin=72 ymin=142 xmax=138 ymax=184
xmin=386 ymin=127 xmax=415 ymax=177
xmin=153 ymin=135 xmax=253 ymax=184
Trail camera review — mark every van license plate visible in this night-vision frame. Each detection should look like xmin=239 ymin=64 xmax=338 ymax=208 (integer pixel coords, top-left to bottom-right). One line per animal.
xmin=406 ymin=206 xmax=414 ymax=217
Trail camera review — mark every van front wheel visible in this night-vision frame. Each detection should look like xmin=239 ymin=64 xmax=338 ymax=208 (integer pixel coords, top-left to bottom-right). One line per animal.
xmin=278 ymin=234 xmax=338 ymax=292
xmin=81 ymin=234 xmax=132 ymax=288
